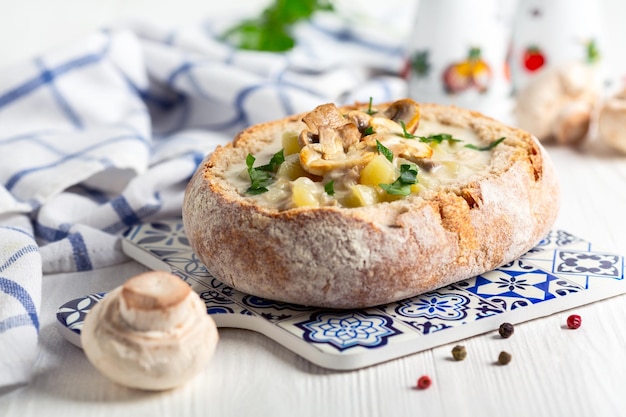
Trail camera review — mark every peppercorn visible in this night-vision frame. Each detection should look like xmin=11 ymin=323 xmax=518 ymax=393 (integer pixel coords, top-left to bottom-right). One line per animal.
xmin=567 ymin=314 xmax=582 ymax=329
xmin=498 ymin=351 xmax=512 ymax=365
xmin=416 ymin=375 xmax=432 ymax=389
xmin=451 ymin=345 xmax=467 ymax=361
xmin=498 ymin=322 xmax=514 ymax=338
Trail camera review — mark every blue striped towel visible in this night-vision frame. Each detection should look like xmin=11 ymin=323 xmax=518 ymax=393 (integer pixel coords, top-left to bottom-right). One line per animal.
xmin=0 ymin=15 xmax=408 ymax=386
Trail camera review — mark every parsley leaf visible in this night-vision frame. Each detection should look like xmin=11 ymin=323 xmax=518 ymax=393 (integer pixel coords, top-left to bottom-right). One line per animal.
xmin=221 ymin=0 xmax=333 ymax=52
xmin=399 ymin=121 xmax=417 ymax=139
xmin=366 ymin=97 xmax=377 ymax=115
xmin=417 ymin=133 xmax=462 ymax=145
xmin=363 ymin=126 xmax=375 ymax=136
xmin=464 ymin=137 xmax=505 ymax=151
xmin=246 ymin=150 xmax=285 ymax=194
xmin=256 ymin=149 xmax=285 ymax=171
xmin=379 ymin=164 xmax=418 ymax=196
xmin=324 ymin=180 xmax=335 ymax=196
xmin=376 ymin=140 xmax=394 ymax=162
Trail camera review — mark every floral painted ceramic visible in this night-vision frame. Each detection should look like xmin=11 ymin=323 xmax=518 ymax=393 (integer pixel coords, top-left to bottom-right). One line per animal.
xmin=510 ymin=0 xmax=611 ymax=93
xmin=406 ymin=0 xmax=516 ymax=121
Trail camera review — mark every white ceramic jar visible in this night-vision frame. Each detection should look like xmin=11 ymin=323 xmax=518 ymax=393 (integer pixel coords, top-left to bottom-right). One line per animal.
xmin=406 ymin=0 xmax=516 ymax=122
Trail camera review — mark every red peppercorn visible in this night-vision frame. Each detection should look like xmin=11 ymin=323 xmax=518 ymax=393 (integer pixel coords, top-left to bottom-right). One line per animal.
xmin=416 ymin=375 xmax=432 ymax=390
xmin=567 ymin=314 xmax=582 ymax=329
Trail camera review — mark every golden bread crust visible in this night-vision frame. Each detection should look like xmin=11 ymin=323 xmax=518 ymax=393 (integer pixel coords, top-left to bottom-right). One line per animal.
xmin=182 ymin=102 xmax=559 ymax=308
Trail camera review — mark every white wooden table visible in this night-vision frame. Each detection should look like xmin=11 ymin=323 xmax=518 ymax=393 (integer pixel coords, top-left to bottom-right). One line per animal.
xmin=2 ymin=142 xmax=626 ymax=417
xmin=3 ymin=1 xmax=626 ymax=416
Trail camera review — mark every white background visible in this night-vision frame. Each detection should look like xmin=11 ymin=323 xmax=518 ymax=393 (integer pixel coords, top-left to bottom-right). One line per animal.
xmin=1 ymin=0 xmax=625 ymax=81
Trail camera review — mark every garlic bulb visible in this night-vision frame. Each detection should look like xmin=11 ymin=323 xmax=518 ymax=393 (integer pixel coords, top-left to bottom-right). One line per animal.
xmin=81 ymin=271 xmax=219 ymax=391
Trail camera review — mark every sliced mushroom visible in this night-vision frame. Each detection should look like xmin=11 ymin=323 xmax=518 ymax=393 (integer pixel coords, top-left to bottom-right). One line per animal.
xmin=300 ymin=145 xmax=375 ymax=176
xmin=369 ymin=117 xmax=404 ymax=135
xmin=299 ymin=103 xmax=360 ymax=150
xmin=81 ymin=271 xmax=219 ymax=391
xmin=297 ymin=99 xmax=424 ymax=175
xmin=363 ymin=133 xmax=433 ymax=163
xmin=302 ymin=103 xmax=347 ymax=134
xmin=390 ymin=141 xmax=433 ymax=162
xmin=343 ymin=110 xmax=373 ymax=133
xmin=382 ymin=98 xmax=421 ymax=133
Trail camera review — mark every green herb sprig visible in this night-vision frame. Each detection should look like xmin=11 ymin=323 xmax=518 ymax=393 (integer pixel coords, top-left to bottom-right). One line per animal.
xmin=366 ymin=97 xmax=377 ymax=115
xmin=246 ymin=150 xmax=285 ymax=194
xmin=464 ymin=137 xmax=505 ymax=151
xmin=324 ymin=180 xmax=335 ymax=196
xmin=221 ymin=0 xmax=333 ymax=52
xmin=380 ymin=163 xmax=419 ymax=196
xmin=376 ymin=140 xmax=394 ymax=162
xmin=418 ymin=133 xmax=462 ymax=145
xmin=399 ymin=121 xmax=417 ymax=139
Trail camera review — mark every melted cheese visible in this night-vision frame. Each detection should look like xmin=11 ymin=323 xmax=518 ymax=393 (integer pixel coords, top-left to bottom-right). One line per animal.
xmin=225 ymin=119 xmax=495 ymax=210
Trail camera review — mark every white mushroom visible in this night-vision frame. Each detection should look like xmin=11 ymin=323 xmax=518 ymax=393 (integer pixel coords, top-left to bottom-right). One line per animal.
xmin=598 ymin=89 xmax=626 ymax=154
xmin=81 ymin=271 xmax=219 ymax=391
xmin=514 ymin=61 xmax=599 ymax=145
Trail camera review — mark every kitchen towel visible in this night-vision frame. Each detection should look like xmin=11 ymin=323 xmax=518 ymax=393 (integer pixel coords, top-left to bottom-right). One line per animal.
xmin=0 ymin=13 xmax=408 ymax=387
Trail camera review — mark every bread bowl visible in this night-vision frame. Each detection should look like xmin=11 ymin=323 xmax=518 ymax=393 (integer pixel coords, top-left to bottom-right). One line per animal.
xmin=183 ymin=99 xmax=559 ymax=309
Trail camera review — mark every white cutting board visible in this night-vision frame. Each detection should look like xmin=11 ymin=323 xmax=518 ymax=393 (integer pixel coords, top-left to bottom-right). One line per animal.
xmin=57 ymin=219 xmax=625 ymax=370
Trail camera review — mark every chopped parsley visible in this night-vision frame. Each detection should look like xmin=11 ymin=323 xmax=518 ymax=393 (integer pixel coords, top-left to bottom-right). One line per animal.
xmin=417 ymin=133 xmax=462 ymax=145
xmin=376 ymin=140 xmax=394 ymax=162
xmin=363 ymin=126 xmax=375 ymax=136
xmin=399 ymin=121 xmax=417 ymax=139
xmin=324 ymin=180 xmax=335 ymax=196
xmin=255 ymin=149 xmax=285 ymax=171
xmin=379 ymin=163 xmax=418 ymax=196
xmin=221 ymin=0 xmax=333 ymax=52
xmin=464 ymin=137 xmax=505 ymax=151
xmin=366 ymin=97 xmax=377 ymax=115
xmin=246 ymin=150 xmax=285 ymax=194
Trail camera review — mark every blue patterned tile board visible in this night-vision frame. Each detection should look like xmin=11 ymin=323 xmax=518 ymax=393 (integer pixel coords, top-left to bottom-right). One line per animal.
xmin=56 ymin=220 xmax=626 ymax=370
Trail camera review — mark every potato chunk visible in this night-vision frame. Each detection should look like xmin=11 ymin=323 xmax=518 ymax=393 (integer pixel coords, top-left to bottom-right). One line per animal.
xmin=291 ymin=177 xmax=320 ymax=208
xmin=360 ymin=154 xmax=396 ymax=187
xmin=342 ymin=184 xmax=379 ymax=208
xmin=282 ymin=132 xmax=301 ymax=156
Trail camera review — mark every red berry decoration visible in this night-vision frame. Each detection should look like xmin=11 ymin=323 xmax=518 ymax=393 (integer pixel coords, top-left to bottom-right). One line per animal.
xmin=523 ymin=46 xmax=545 ymax=72
xmin=567 ymin=314 xmax=582 ymax=329
xmin=416 ymin=375 xmax=432 ymax=390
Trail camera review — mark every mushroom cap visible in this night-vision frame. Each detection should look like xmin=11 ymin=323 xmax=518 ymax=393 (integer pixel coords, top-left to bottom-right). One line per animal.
xmin=598 ymin=92 xmax=626 ymax=154
xmin=514 ymin=61 xmax=598 ymax=142
xmin=81 ymin=271 xmax=219 ymax=391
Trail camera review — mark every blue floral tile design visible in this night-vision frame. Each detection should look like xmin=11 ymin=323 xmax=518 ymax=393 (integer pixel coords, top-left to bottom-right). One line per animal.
xmin=56 ymin=293 xmax=105 ymax=334
xmin=294 ymin=311 xmax=400 ymax=351
xmin=162 ymin=251 xmax=214 ymax=280
xmin=460 ymin=267 xmax=583 ymax=311
xmin=555 ymin=250 xmax=623 ymax=279
xmin=535 ymin=230 xmax=591 ymax=251
xmin=379 ymin=286 xmax=503 ymax=335
xmin=395 ymin=292 xmax=471 ymax=321
xmin=124 ymin=220 xmax=190 ymax=257
xmin=239 ymin=295 xmax=316 ymax=322
xmin=56 ymin=221 xmax=626 ymax=370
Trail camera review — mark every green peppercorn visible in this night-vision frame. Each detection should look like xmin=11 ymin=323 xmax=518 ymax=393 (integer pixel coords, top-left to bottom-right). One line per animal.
xmin=451 ymin=345 xmax=467 ymax=361
xmin=498 ymin=351 xmax=512 ymax=365
xmin=498 ymin=322 xmax=514 ymax=338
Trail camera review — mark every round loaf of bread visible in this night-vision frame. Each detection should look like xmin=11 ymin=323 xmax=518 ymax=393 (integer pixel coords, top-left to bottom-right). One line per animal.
xmin=183 ymin=100 xmax=559 ymax=309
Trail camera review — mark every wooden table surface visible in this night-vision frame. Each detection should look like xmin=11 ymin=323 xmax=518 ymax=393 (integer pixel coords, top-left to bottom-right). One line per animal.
xmin=2 ymin=143 xmax=626 ymax=417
